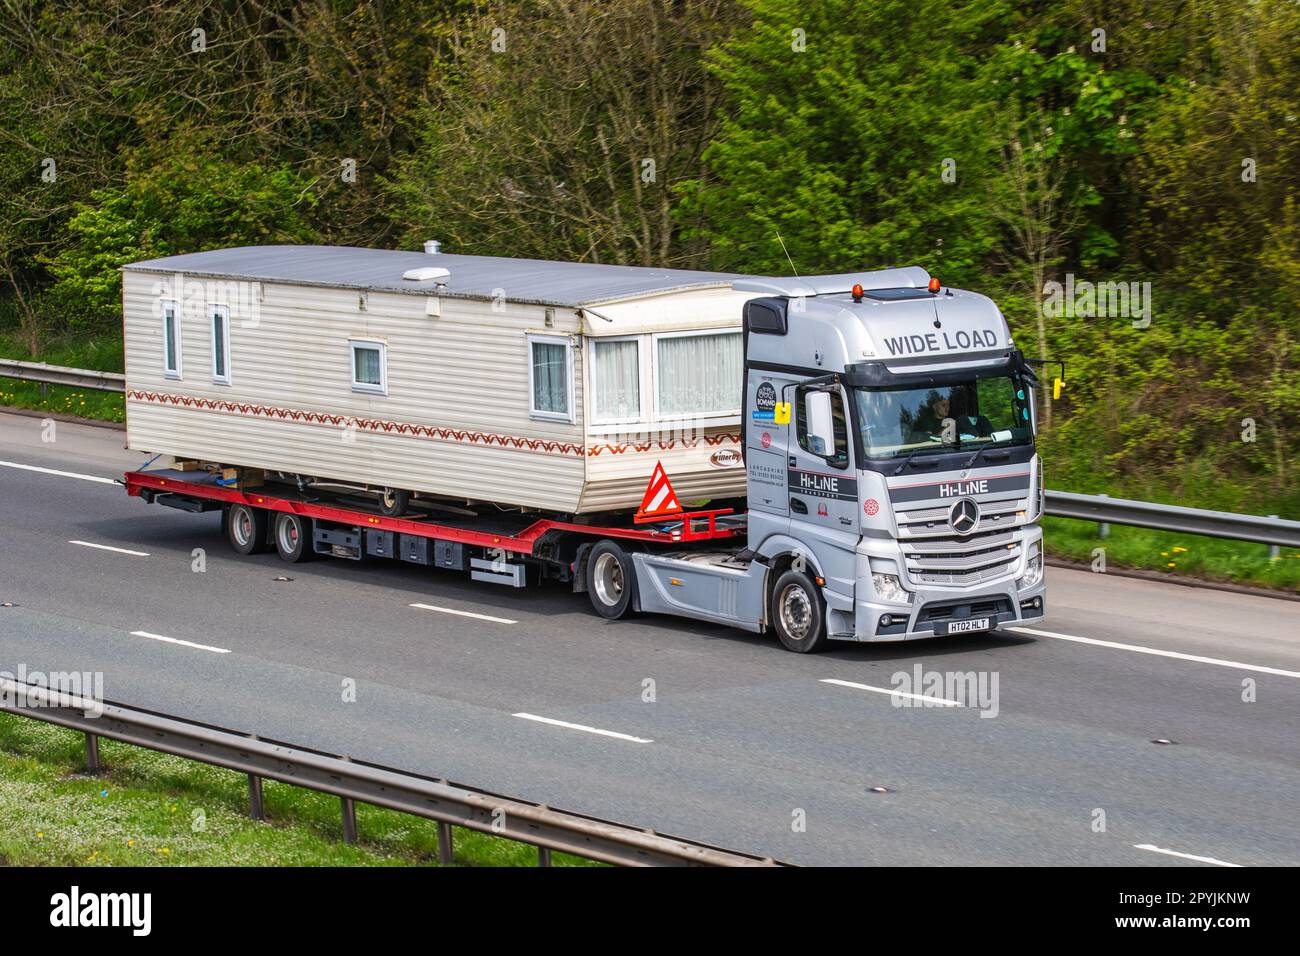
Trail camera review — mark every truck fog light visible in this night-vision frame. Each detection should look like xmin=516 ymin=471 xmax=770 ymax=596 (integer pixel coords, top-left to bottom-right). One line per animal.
xmin=879 ymin=614 xmax=892 ymax=627
xmin=872 ymin=572 xmax=911 ymax=604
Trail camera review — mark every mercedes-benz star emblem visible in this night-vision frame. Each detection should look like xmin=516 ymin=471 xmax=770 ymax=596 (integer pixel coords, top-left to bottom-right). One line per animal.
xmin=949 ymin=497 xmax=980 ymax=536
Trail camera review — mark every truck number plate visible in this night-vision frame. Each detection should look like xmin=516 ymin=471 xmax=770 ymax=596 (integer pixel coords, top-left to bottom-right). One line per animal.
xmin=944 ymin=617 xmax=990 ymax=635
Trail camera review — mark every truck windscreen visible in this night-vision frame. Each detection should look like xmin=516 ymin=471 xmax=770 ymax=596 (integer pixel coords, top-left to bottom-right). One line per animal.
xmin=854 ymin=374 xmax=1034 ymax=459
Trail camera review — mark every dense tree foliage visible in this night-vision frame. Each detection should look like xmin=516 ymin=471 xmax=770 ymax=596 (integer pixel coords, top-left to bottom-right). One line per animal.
xmin=0 ymin=0 xmax=1296 ymax=512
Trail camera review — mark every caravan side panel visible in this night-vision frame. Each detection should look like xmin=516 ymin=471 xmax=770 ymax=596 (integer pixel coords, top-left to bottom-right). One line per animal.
xmin=122 ymin=271 xmax=586 ymax=513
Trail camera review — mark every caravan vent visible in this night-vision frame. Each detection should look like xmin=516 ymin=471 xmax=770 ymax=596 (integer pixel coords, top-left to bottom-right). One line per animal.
xmin=402 ymin=266 xmax=451 ymax=283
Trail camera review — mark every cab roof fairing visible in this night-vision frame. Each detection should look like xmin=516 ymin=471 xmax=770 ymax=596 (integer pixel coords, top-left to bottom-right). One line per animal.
xmin=746 ymin=285 xmax=1013 ymax=375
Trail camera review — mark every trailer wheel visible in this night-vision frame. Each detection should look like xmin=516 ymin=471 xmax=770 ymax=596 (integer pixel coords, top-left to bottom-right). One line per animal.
xmin=771 ymin=569 xmax=828 ymax=653
xmin=379 ymin=488 xmax=410 ymax=517
xmin=586 ymin=540 xmax=637 ymax=620
xmin=225 ymin=504 xmax=269 ymax=555
xmin=273 ymin=513 xmax=314 ymax=563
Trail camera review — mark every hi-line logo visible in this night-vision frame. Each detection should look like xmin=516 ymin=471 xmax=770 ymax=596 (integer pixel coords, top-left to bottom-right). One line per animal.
xmin=1041 ymin=273 xmax=1152 ymax=328
xmin=50 ymin=886 xmax=151 ymax=936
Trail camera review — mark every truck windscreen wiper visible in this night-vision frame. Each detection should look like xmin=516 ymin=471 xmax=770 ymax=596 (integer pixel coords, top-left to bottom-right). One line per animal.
xmin=892 ymin=443 xmax=951 ymax=476
xmin=963 ymin=438 xmax=1017 ymax=470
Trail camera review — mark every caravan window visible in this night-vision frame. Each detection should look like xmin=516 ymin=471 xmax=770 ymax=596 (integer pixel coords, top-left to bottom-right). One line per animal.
xmin=350 ymin=339 xmax=388 ymax=395
xmin=528 ymin=334 xmax=574 ymax=422
xmin=590 ymin=337 xmax=641 ymax=422
xmin=210 ymin=305 xmax=231 ymax=385
xmin=162 ymin=300 xmax=182 ymax=379
xmin=654 ymin=330 xmax=741 ymax=419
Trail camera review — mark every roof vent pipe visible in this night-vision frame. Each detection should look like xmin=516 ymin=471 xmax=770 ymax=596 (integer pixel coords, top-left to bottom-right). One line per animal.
xmin=424 ymin=240 xmax=441 ymax=255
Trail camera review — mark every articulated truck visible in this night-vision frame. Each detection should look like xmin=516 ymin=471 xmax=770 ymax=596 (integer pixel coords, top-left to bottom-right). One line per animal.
xmin=123 ymin=245 xmax=1048 ymax=652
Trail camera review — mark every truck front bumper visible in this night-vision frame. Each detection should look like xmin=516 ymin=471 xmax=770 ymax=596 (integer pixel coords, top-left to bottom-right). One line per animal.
xmin=846 ymin=578 xmax=1046 ymax=643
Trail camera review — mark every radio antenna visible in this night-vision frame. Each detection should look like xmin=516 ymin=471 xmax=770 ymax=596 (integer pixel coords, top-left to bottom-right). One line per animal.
xmin=774 ymin=230 xmax=800 ymax=279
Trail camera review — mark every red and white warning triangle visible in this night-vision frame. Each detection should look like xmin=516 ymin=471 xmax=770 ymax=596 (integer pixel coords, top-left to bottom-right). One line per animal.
xmin=636 ymin=461 xmax=682 ymax=520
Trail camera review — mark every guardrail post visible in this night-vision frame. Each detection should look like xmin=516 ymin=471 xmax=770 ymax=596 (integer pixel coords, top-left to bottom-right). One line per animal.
xmin=1269 ymin=516 xmax=1280 ymax=560
xmin=1097 ymin=493 xmax=1110 ymax=539
xmin=340 ymin=796 xmax=358 ymax=843
xmin=437 ymin=821 xmax=454 ymax=865
xmin=537 ymin=845 xmax=553 ymax=867
xmin=248 ymin=774 xmax=265 ymax=820
xmin=84 ymin=732 xmax=102 ymax=773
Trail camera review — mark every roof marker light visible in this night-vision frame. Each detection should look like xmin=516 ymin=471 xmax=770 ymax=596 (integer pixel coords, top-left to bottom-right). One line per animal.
xmin=928 ymin=276 xmax=941 ymax=293
xmin=851 ymin=283 xmax=864 ymax=302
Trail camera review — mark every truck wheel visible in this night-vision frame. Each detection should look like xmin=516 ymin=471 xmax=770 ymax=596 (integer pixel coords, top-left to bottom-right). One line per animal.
xmin=771 ymin=569 xmax=828 ymax=653
xmin=274 ymin=513 xmax=314 ymax=563
xmin=226 ymin=504 xmax=269 ymax=555
xmin=586 ymin=540 xmax=637 ymax=620
xmin=379 ymin=488 xmax=410 ymax=517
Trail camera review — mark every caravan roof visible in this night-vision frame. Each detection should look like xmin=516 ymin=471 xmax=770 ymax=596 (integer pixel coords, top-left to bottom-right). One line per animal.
xmin=123 ymin=245 xmax=934 ymax=309
xmin=123 ymin=244 xmax=751 ymax=308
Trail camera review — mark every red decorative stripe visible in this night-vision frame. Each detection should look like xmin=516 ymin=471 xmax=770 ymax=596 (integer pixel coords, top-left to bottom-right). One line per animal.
xmin=126 ymin=390 xmax=741 ymax=458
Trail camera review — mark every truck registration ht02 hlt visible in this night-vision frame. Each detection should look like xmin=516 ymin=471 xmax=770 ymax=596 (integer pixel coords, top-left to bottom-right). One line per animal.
xmin=121 ymin=245 xmax=1050 ymax=652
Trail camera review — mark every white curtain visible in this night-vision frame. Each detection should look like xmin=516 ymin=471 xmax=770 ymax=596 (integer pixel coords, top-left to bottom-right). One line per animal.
xmin=532 ymin=341 xmax=569 ymax=414
xmin=656 ymin=332 xmax=741 ymax=416
xmin=354 ymin=345 xmax=382 ymax=385
xmin=591 ymin=339 xmax=640 ymax=420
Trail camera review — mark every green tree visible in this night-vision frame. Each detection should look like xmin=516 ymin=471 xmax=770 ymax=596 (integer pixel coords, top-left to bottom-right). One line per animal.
xmin=43 ymin=149 xmax=317 ymax=326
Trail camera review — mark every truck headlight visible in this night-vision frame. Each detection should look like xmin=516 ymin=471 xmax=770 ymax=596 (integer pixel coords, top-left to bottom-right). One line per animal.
xmin=872 ymin=572 xmax=910 ymax=603
xmin=1017 ymin=542 xmax=1043 ymax=590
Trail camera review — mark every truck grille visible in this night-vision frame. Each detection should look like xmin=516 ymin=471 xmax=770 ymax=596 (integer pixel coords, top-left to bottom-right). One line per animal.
xmin=892 ymin=492 xmax=1031 ymax=587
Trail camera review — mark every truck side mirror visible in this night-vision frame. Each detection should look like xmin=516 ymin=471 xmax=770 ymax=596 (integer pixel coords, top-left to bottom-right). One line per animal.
xmin=1053 ymin=377 xmax=1064 ymax=400
xmin=805 ymin=390 xmax=835 ymax=458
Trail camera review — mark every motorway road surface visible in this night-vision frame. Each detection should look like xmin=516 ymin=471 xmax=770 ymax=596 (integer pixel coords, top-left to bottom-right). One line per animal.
xmin=1 ymin=410 xmax=1297 ymax=866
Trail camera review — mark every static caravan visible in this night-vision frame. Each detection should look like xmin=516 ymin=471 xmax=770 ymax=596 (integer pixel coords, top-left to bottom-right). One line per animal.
xmin=120 ymin=245 xmax=765 ymax=515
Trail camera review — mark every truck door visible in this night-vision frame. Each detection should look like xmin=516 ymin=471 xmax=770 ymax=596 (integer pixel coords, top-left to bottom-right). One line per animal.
xmin=745 ymin=371 xmax=793 ymax=546
xmin=787 ymin=384 xmax=860 ymax=609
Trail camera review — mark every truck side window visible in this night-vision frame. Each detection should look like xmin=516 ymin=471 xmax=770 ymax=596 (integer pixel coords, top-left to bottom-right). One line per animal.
xmin=795 ymin=387 xmax=849 ymax=467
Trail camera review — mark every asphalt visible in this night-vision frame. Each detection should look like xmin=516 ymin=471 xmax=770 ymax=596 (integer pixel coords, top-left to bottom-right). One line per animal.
xmin=1 ymin=411 xmax=1297 ymax=866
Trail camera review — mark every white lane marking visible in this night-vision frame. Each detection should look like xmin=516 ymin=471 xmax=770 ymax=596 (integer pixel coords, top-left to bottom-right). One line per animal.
xmin=512 ymin=712 xmax=653 ymax=743
xmin=1009 ymin=625 xmax=1300 ymax=680
xmin=69 ymin=540 xmax=150 ymax=557
xmin=820 ymin=677 xmax=963 ymax=706
xmin=0 ymin=459 xmax=117 ymax=484
xmin=409 ymin=602 xmax=517 ymax=625
xmin=130 ymin=630 xmax=230 ymax=654
xmin=1133 ymin=844 xmax=1242 ymax=867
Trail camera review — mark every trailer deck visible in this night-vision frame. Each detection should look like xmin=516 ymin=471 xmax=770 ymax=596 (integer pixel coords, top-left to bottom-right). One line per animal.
xmin=124 ymin=468 xmax=742 ymax=556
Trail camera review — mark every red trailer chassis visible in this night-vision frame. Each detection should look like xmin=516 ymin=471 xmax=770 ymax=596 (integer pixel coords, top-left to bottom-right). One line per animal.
xmin=124 ymin=469 xmax=740 ymax=557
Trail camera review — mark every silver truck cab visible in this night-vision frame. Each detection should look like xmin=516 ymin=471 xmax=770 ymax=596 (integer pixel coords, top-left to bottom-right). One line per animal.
xmin=628 ymin=267 xmax=1047 ymax=652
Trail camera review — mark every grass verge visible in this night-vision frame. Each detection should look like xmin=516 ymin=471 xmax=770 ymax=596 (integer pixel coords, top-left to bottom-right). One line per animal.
xmin=1043 ymin=516 xmax=1300 ymax=592
xmin=0 ymin=712 xmax=598 ymax=867
xmin=0 ymin=332 xmax=124 ymax=423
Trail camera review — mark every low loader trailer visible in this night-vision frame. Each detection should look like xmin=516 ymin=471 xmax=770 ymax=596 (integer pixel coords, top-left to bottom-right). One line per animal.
xmin=126 ymin=254 xmax=1051 ymax=652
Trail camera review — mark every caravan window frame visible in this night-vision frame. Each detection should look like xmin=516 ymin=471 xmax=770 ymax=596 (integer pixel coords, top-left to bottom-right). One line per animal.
xmin=210 ymin=304 xmax=232 ymax=385
xmin=162 ymin=299 xmax=182 ymax=380
xmin=527 ymin=333 xmax=575 ymax=423
xmin=349 ymin=338 xmax=389 ymax=396
xmin=588 ymin=335 xmax=646 ymax=425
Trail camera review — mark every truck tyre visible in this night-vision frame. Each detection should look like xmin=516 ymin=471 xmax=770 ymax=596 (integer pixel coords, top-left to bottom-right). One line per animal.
xmin=274 ymin=513 xmax=314 ymax=563
xmin=226 ymin=504 xmax=269 ymax=555
xmin=586 ymin=540 xmax=637 ymax=620
xmin=771 ymin=569 xmax=828 ymax=653
xmin=379 ymin=488 xmax=410 ymax=517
